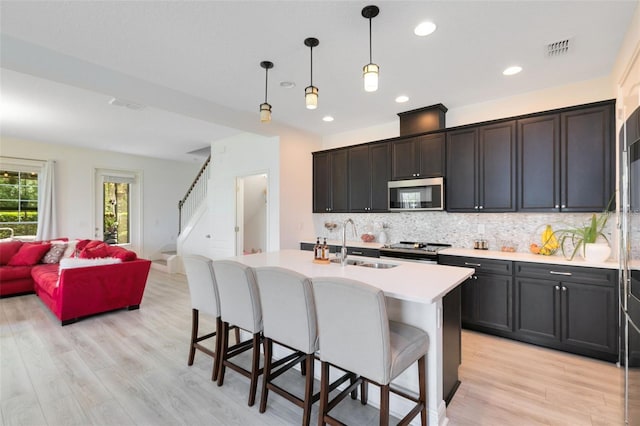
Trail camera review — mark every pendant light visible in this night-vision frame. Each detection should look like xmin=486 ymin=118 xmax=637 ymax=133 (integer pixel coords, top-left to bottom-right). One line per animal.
xmin=304 ymin=37 xmax=319 ymax=110
xmin=259 ymin=61 xmax=274 ymax=123
xmin=362 ymin=5 xmax=380 ymax=92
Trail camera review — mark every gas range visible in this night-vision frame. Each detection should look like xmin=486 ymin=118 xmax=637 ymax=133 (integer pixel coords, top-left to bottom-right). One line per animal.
xmin=379 ymin=241 xmax=452 ymax=263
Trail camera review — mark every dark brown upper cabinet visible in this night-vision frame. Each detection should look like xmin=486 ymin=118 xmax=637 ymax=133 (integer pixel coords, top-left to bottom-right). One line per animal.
xmin=517 ymin=114 xmax=560 ymax=211
xmin=446 ymin=121 xmax=516 ymax=212
xmin=348 ymin=142 xmax=390 ymax=212
xmin=517 ymin=102 xmax=614 ymax=212
xmin=313 ymin=150 xmax=348 ymax=213
xmin=391 ymin=133 xmax=445 ymax=180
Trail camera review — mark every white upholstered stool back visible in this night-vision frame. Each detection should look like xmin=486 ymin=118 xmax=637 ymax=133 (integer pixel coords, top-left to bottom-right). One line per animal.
xmin=255 ymin=266 xmax=318 ymax=354
xmin=212 ymin=260 xmax=262 ymax=333
xmin=182 ymin=254 xmax=222 ymax=381
xmin=312 ymin=277 xmax=430 ymax=426
xmin=312 ymin=277 xmax=392 ymax=384
xmin=183 ymin=255 xmax=219 ymax=318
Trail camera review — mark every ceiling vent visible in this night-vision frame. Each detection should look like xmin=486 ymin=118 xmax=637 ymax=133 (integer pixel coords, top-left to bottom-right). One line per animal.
xmin=108 ymin=97 xmax=145 ymax=111
xmin=546 ymin=38 xmax=571 ymax=57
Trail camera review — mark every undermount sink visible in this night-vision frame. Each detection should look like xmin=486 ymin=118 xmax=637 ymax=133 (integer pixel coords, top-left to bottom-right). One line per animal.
xmin=358 ymin=262 xmax=397 ymax=269
xmin=329 ymin=258 xmax=398 ymax=269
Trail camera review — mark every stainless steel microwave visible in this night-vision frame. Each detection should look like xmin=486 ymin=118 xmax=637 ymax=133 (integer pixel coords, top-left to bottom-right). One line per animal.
xmin=388 ymin=177 xmax=444 ymax=211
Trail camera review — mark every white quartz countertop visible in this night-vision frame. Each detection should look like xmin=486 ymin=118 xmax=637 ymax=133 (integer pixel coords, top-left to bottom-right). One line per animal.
xmin=439 ymin=248 xmax=620 ymax=270
xmin=228 ymin=249 xmax=473 ymax=304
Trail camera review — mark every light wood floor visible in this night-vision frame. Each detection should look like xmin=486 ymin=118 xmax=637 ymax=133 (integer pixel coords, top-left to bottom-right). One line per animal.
xmin=0 ymin=270 xmax=624 ymax=425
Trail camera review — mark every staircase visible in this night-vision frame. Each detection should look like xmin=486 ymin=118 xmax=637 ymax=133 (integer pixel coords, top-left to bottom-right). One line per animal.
xmin=152 ymin=155 xmax=210 ymax=274
xmin=151 ymin=249 xmax=180 ymax=273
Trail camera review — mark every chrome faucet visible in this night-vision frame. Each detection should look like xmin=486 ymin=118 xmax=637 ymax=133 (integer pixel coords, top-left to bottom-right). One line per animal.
xmin=341 ymin=218 xmax=357 ymax=266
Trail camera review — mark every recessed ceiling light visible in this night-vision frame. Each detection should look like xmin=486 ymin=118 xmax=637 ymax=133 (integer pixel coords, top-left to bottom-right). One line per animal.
xmin=395 ymin=95 xmax=409 ymax=103
xmin=503 ymin=66 xmax=522 ymax=76
xmin=414 ymin=21 xmax=437 ymax=37
xmin=322 ymin=116 xmax=334 ymax=122
xmin=280 ymin=81 xmax=296 ymax=88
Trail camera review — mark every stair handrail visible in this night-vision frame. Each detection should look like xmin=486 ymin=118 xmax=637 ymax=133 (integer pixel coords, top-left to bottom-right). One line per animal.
xmin=178 ymin=155 xmax=211 ymax=234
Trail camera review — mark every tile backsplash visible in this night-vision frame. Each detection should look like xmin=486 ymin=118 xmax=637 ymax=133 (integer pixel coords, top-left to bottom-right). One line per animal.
xmin=312 ymin=211 xmax=625 ymax=259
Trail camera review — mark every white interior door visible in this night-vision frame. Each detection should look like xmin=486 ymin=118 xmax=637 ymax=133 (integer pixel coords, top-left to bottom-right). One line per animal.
xmin=235 ymin=173 xmax=268 ymax=256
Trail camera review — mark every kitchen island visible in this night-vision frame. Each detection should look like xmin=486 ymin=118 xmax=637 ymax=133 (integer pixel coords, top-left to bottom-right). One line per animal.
xmin=228 ymin=249 xmax=473 ymax=426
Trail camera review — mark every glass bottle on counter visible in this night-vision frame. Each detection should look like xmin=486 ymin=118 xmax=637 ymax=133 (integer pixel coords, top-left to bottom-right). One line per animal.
xmin=314 ymin=237 xmax=321 ymax=260
xmin=322 ymin=238 xmax=329 ymax=260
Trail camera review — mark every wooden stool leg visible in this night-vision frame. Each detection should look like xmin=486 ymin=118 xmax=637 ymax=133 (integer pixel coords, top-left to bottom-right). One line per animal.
xmin=360 ymin=380 xmax=368 ymax=405
xmin=211 ymin=316 xmax=223 ymax=382
xmin=418 ymin=355 xmax=427 ymax=426
xmin=188 ymin=309 xmax=198 ymax=365
xmin=247 ymin=332 xmax=261 ymax=406
xmin=350 ymin=376 xmax=358 ymax=400
xmin=318 ymin=361 xmax=330 ymax=426
xmin=216 ymin=321 xmax=229 ymax=386
xmin=234 ymin=327 xmax=241 ymax=345
xmin=379 ymin=384 xmax=390 ymax=426
xmin=302 ymin=354 xmax=314 ymax=426
xmin=259 ymin=338 xmax=272 ymax=413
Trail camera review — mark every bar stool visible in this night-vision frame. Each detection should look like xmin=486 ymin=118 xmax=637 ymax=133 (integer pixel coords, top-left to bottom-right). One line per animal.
xmin=182 ymin=255 xmax=221 ymax=381
xmin=254 ymin=266 xmax=320 ymax=426
xmin=212 ymin=260 xmax=263 ymax=407
xmin=312 ymin=277 xmax=429 ymax=426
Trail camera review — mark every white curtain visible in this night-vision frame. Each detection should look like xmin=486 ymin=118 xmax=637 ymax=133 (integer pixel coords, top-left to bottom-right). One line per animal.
xmin=36 ymin=160 xmax=57 ymax=240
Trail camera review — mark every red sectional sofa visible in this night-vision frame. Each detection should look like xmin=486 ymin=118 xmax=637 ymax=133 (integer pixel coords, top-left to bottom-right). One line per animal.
xmin=0 ymin=239 xmax=152 ymax=325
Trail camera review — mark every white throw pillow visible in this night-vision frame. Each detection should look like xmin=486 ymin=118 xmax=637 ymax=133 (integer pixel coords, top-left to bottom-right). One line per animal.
xmin=59 ymin=257 xmax=122 ymax=270
xmin=62 ymin=240 xmax=79 ymax=258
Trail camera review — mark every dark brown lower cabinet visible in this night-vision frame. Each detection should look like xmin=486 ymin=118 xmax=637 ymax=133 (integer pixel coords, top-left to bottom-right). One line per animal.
xmin=439 ymin=256 xmax=513 ymax=336
xmin=514 ymin=262 xmax=618 ymax=361
xmin=440 ymin=255 xmax=619 ymax=362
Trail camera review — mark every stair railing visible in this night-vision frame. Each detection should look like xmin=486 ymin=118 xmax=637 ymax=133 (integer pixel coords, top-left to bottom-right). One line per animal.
xmin=178 ymin=155 xmax=211 ymax=234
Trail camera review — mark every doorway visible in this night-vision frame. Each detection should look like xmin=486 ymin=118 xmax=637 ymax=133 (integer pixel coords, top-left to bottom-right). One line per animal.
xmin=235 ymin=173 xmax=268 ymax=256
xmin=95 ymin=168 xmax=141 ymax=252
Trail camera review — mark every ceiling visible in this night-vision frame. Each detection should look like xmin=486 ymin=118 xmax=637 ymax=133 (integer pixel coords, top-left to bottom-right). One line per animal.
xmin=0 ymin=1 xmax=637 ymax=162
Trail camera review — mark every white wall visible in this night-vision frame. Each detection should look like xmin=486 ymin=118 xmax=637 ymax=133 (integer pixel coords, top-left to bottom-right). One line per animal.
xmin=278 ymin=129 xmax=322 ymax=250
xmin=207 ymin=133 xmax=280 ymax=259
xmin=181 ymin=127 xmax=320 ymax=259
xmin=322 ymin=76 xmax=614 ymax=151
xmin=0 ymin=137 xmax=199 ymax=259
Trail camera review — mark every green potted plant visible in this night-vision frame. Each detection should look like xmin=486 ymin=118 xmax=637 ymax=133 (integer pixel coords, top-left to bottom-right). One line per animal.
xmin=555 ymin=212 xmax=611 ymax=261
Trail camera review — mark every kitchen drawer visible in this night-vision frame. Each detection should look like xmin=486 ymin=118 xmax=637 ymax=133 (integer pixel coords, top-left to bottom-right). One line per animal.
xmin=347 ymin=247 xmax=380 ymax=258
xmin=514 ymin=262 xmax=615 ymax=286
xmin=300 ymin=243 xmax=315 ymax=251
xmin=439 ymin=255 xmax=512 ymax=276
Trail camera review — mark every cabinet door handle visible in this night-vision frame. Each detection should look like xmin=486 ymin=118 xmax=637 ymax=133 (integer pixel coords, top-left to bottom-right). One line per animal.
xmin=479 ymin=206 xmax=484 ymax=209
xmin=549 ymin=271 xmax=572 ymax=276
xmin=561 ymin=204 xmax=566 ymax=209
xmin=555 ymin=285 xmax=560 ymax=290
xmin=464 ymin=262 xmax=481 ymax=267
xmin=562 ymin=286 xmax=567 ymax=291
xmin=554 ymin=204 xmax=560 ymax=209
xmin=352 ymin=251 xmax=363 ymax=255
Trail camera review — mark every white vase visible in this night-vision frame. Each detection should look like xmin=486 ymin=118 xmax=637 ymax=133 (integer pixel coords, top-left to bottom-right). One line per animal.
xmin=378 ymin=230 xmax=388 ymax=244
xmin=584 ymin=243 xmax=611 ymax=262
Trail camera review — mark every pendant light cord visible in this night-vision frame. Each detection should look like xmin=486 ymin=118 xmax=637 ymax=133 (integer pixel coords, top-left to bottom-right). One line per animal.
xmin=264 ymin=67 xmax=269 ymax=103
xmin=369 ymin=17 xmax=373 ymax=63
xmin=310 ymin=46 xmax=314 ymax=86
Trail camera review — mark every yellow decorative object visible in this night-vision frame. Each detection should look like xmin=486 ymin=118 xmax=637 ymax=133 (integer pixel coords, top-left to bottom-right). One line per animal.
xmin=530 ymin=224 xmax=559 ymax=256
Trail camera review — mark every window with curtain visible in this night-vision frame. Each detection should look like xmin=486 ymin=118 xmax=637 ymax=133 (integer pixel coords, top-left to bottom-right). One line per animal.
xmin=0 ymin=169 xmax=39 ymax=238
